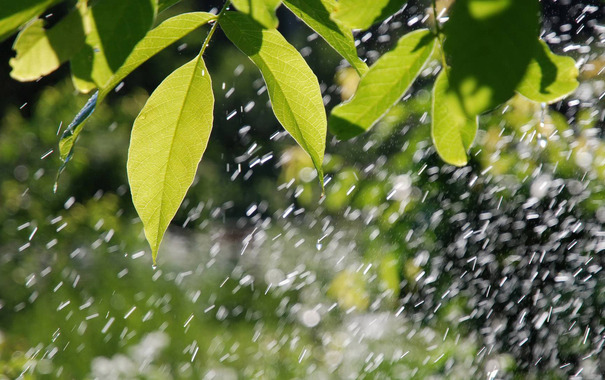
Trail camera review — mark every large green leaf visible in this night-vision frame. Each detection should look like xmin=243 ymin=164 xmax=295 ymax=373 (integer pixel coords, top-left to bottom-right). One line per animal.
xmin=516 ymin=39 xmax=579 ymax=104
xmin=221 ymin=12 xmax=326 ymax=185
xmin=230 ymin=0 xmax=281 ymax=28
xmin=330 ymin=0 xmax=405 ymax=30
xmin=0 ymin=0 xmax=60 ymax=42
xmin=283 ymin=0 xmax=367 ymax=76
xmin=444 ymin=0 xmax=539 ymax=115
xmin=329 ymin=29 xmax=435 ymax=139
xmin=58 ymin=12 xmax=215 ymax=164
xmin=127 ymin=54 xmax=214 ymax=264
xmin=10 ymin=3 xmax=86 ymax=81
xmin=70 ymin=0 xmax=155 ymax=93
xmin=431 ymin=71 xmax=478 ymax=166
xmin=99 ymin=12 xmax=216 ymax=101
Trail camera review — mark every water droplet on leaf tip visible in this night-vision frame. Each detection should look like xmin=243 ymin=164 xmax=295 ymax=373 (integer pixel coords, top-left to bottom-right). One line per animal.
xmin=152 ymin=264 xmax=157 ymax=270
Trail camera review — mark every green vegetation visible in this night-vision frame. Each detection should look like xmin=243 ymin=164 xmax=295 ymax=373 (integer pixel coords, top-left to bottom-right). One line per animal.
xmin=1 ymin=0 xmax=601 ymax=378
xmin=0 ymin=0 xmax=579 ymax=262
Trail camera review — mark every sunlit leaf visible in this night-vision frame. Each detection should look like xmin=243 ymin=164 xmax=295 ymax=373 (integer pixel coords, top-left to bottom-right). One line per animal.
xmin=58 ymin=12 xmax=215 ymax=166
xmin=230 ymin=0 xmax=281 ymax=29
xmin=283 ymin=0 xmax=367 ymax=76
xmin=431 ymin=71 xmax=478 ymax=166
xmin=0 ymin=0 xmax=60 ymax=42
xmin=516 ymin=39 xmax=579 ymax=104
xmin=70 ymin=0 xmax=155 ymax=93
xmin=329 ymin=29 xmax=434 ymax=139
xmin=221 ymin=12 xmax=326 ymax=186
xmin=10 ymin=3 xmax=86 ymax=81
xmin=444 ymin=0 xmax=539 ymax=115
xmin=330 ymin=0 xmax=405 ymax=30
xmin=127 ymin=54 xmax=214 ymax=264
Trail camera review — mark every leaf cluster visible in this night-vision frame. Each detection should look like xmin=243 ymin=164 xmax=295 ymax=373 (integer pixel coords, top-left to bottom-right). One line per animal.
xmin=1 ymin=0 xmax=579 ymax=263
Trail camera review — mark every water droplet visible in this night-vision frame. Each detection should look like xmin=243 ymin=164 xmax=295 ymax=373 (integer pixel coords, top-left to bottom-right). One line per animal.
xmin=316 ymin=242 xmax=322 ymax=250
xmin=539 ymin=102 xmax=546 ymax=129
xmin=152 ymin=264 xmax=157 ymax=270
xmin=537 ymin=133 xmax=547 ymax=149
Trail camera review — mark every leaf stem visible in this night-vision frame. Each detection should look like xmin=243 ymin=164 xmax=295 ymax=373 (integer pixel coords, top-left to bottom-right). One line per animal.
xmin=431 ymin=0 xmax=442 ymax=36
xmin=200 ymin=0 xmax=231 ymax=56
xmin=430 ymin=0 xmax=449 ymax=76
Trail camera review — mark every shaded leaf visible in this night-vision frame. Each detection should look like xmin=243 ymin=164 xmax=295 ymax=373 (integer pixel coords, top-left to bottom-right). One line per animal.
xmin=331 ymin=0 xmax=405 ymax=30
xmin=10 ymin=3 xmax=86 ymax=81
xmin=283 ymin=0 xmax=367 ymax=75
xmin=0 ymin=0 xmax=60 ymax=42
xmin=221 ymin=12 xmax=326 ymax=186
xmin=516 ymin=39 xmax=579 ymax=104
xmin=70 ymin=0 xmax=155 ymax=93
xmin=157 ymin=0 xmax=182 ymax=13
xmin=231 ymin=0 xmax=281 ymax=29
xmin=127 ymin=54 xmax=214 ymax=264
xmin=329 ymin=29 xmax=434 ymax=139
xmin=444 ymin=0 xmax=539 ymax=115
xmin=431 ymin=71 xmax=478 ymax=166
xmin=58 ymin=12 xmax=215 ymax=165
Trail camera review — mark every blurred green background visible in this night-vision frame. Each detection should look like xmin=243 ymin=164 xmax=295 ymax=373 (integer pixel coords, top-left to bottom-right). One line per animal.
xmin=1 ymin=0 xmax=604 ymax=378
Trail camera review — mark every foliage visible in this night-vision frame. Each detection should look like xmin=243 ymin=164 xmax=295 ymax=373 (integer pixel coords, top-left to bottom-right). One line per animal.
xmin=0 ymin=0 xmax=579 ymax=263
xmin=1 ymin=0 xmax=603 ymax=377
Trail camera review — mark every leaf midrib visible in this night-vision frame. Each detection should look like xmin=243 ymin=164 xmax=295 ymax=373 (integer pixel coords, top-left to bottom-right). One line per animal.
xmin=154 ymin=55 xmax=202 ymax=252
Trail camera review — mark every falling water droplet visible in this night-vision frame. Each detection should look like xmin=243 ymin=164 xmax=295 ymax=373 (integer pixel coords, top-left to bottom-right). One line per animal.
xmin=316 ymin=242 xmax=322 ymax=250
xmin=539 ymin=102 xmax=546 ymax=129
xmin=537 ymin=133 xmax=547 ymax=149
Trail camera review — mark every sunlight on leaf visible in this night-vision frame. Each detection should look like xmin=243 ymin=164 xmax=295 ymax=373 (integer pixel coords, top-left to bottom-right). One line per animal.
xmin=431 ymin=71 xmax=478 ymax=166
xmin=70 ymin=0 xmax=155 ymax=93
xmin=58 ymin=12 xmax=215 ymax=166
xmin=516 ymin=39 xmax=579 ymax=104
xmin=10 ymin=3 xmax=86 ymax=81
xmin=221 ymin=12 xmax=326 ymax=187
xmin=331 ymin=0 xmax=406 ymax=30
xmin=329 ymin=29 xmax=434 ymax=139
xmin=127 ymin=54 xmax=214 ymax=264
xmin=444 ymin=0 xmax=539 ymax=115
xmin=283 ymin=0 xmax=367 ymax=76
xmin=231 ymin=0 xmax=282 ymax=29
xmin=0 ymin=0 xmax=60 ymax=42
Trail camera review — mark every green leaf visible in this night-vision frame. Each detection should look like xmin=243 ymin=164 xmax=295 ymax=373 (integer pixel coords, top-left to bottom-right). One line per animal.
xmin=230 ymin=0 xmax=281 ymax=29
xmin=516 ymin=39 xmax=579 ymax=104
xmin=444 ymin=0 xmax=539 ymax=115
xmin=329 ymin=29 xmax=435 ymax=139
xmin=70 ymin=0 xmax=155 ymax=93
xmin=0 ymin=0 xmax=60 ymax=42
xmin=221 ymin=12 xmax=327 ymax=186
xmin=283 ymin=0 xmax=367 ymax=76
xmin=10 ymin=3 xmax=86 ymax=81
xmin=58 ymin=12 xmax=215 ymax=165
xmin=431 ymin=71 xmax=478 ymax=166
xmin=330 ymin=0 xmax=405 ymax=30
xmin=157 ymin=0 xmax=182 ymax=13
xmin=127 ymin=54 xmax=214 ymax=264
xmin=99 ymin=12 xmax=216 ymax=101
